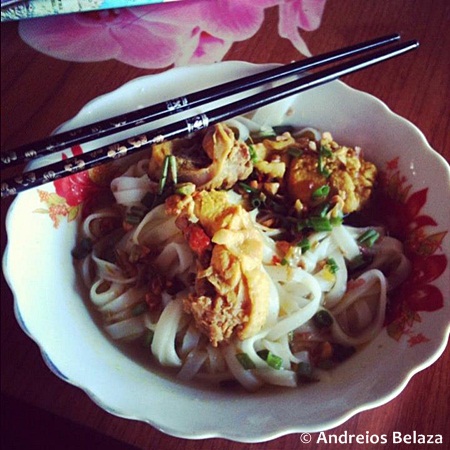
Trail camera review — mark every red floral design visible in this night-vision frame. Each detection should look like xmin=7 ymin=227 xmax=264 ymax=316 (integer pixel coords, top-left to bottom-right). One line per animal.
xmin=407 ymin=333 xmax=430 ymax=347
xmin=34 ymin=146 xmax=118 ymax=227
xmin=54 ymin=170 xmax=103 ymax=207
xmin=376 ymin=158 xmax=448 ymax=344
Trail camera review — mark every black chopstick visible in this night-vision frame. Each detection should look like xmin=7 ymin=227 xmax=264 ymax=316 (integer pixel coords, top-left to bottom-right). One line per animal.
xmin=0 ymin=39 xmax=418 ymax=199
xmin=0 ymin=34 xmax=401 ymax=170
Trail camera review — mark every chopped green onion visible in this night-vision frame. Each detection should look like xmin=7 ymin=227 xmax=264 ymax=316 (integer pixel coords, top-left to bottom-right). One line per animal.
xmin=71 ymin=238 xmax=93 ymax=260
xmin=257 ymin=350 xmax=283 ymax=370
xmin=158 ymin=155 xmax=170 ymax=194
xmin=330 ymin=216 xmax=343 ymax=226
xmin=318 ymin=144 xmax=332 ymax=178
xmin=236 ymin=352 xmax=256 ymax=370
xmin=296 ymin=213 xmax=341 ymax=233
xmin=322 ymin=167 xmax=331 ymax=178
xmin=281 ymin=258 xmax=288 ymax=266
xmin=238 ymin=182 xmax=259 ymax=194
xmin=320 ymin=144 xmax=333 ymax=157
xmin=249 ymin=144 xmax=259 ymax=163
xmin=296 ymin=220 xmax=308 ymax=232
xmin=326 ymin=257 xmax=339 ymax=274
xmin=168 ymin=155 xmax=178 ymax=185
xmin=297 ymin=237 xmax=310 ymax=252
xmin=266 ymin=352 xmax=283 ymax=370
xmin=175 ymin=182 xmax=196 ymax=196
xmin=309 ymin=216 xmax=332 ymax=232
xmin=313 ymin=310 xmax=334 ymax=329
xmin=312 ymin=185 xmax=330 ymax=199
xmin=347 ymin=253 xmax=366 ymax=271
xmin=313 ymin=202 xmax=331 ymax=217
xmin=318 ymin=154 xmax=331 ymax=178
xmin=357 ymin=229 xmax=380 ymax=247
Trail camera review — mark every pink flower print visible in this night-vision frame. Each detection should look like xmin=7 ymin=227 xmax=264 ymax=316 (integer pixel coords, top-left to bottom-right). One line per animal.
xmin=18 ymin=0 xmax=327 ymax=69
xmin=18 ymin=8 xmax=187 ymax=69
xmin=278 ymin=0 xmax=327 ymax=56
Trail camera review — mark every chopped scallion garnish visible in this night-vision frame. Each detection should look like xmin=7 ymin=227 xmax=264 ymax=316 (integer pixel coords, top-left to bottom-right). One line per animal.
xmin=313 ymin=202 xmax=331 ymax=218
xmin=158 ymin=155 xmax=170 ymax=194
xmin=257 ymin=350 xmax=283 ymax=370
xmin=326 ymin=257 xmax=339 ymax=274
xmin=309 ymin=216 xmax=332 ymax=232
xmin=175 ymin=182 xmax=196 ymax=196
xmin=249 ymin=144 xmax=259 ymax=163
xmin=347 ymin=253 xmax=366 ymax=271
xmin=317 ymin=144 xmax=332 ymax=178
xmin=297 ymin=237 xmax=310 ymax=252
xmin=266 ymin=352 xmax=283 ymax=370
xmin=330 ymin=216 xmax=343 ymax=226
xmin=320 ymin=144 xmax=333 ymax=157
xmin=312 ymin=185 xmax=330 ymax=199
xmin=236 ymin=352 xmax=256 ymax=370
xmin=238 ymin=182 xmax=259 ymax=194
xmin=318 ymin=154 xmax=331 ymax=178
xmin=168 ymin=155 xmax=178 ymax=185
xmin=357 ymin=229 xmax=380 ymax=247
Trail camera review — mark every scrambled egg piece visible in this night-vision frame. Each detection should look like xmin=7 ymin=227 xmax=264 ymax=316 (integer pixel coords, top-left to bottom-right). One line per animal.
xmin=166 ymin=190 xmax=270 ymax=346
xmin=287 ymin=133 xmax=377 ymax=213
xmin=148 ymin=123 xmax=253 ymax=190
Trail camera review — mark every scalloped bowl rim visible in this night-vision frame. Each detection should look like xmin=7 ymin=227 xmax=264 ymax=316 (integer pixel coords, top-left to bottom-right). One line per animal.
xmin=3 ymin=61 xmax=450 ymax=443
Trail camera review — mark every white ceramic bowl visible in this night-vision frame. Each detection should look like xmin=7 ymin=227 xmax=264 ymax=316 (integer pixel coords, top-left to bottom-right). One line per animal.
xmin=3 ymin=62 xmax=450 ymax=442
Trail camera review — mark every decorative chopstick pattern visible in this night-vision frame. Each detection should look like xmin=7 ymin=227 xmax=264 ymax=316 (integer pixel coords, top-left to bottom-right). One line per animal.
xmin=0 ymin=33 xmax=401 ymax=170
xmin=0 ymin=37 xmax=418 ymax=199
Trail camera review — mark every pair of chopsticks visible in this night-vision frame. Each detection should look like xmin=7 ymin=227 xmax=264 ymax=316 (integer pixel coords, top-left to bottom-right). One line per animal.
xmin=0 ymin=34 xmax=418 ymax=199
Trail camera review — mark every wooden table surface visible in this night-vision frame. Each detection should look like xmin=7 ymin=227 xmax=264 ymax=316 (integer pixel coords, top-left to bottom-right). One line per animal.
xmin=1 ymin=1 xmax=449 ymax=449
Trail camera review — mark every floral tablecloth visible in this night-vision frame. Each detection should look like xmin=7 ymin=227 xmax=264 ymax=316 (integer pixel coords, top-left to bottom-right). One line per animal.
xmin=18 ymin=0 xmax=327 ymax=68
